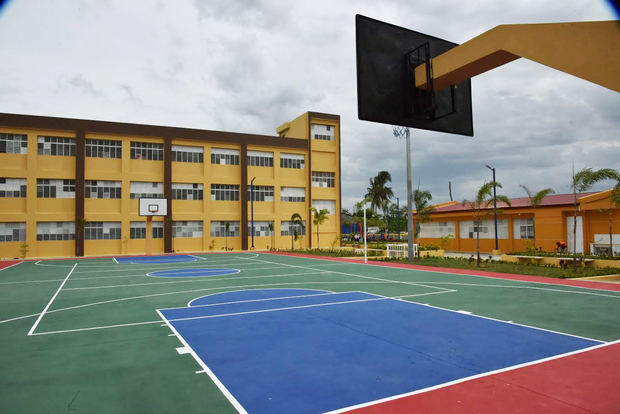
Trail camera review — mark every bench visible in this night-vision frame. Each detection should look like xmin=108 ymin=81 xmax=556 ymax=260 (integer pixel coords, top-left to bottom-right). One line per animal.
xmin=512 ymin=255 xmax=545 ymax=264
xmin=558 ymin=257 xmax=595 ymax=268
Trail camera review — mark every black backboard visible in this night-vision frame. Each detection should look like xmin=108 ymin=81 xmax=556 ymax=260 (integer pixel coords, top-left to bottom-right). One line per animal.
xmin=356 ymin=15 xmax=473 ymax=136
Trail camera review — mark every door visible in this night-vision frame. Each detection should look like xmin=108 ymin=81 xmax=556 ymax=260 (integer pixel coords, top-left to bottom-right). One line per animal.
xmin=566 ymin=216 xmax=583 ymax=254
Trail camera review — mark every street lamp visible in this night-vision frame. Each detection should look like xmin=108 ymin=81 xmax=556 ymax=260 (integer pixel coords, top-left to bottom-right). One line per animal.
xmin=485 ymin=165 xmax=498 ymax=251
xmin=250 ymin=177 xmax=256 ymax=249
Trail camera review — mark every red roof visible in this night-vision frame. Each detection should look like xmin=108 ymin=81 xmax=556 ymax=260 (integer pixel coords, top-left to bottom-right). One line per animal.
xmin=432 ymin=192 xmax=598 ymax=213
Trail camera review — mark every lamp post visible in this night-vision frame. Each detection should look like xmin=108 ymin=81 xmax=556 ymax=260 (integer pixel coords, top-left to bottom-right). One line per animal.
xmin=393 ymin=127 xmax=414 ymax=260
xmin=250 ymin=177 xmax=256 ymax=249
xmin=485 ymin=165 xmax=498 ymax=251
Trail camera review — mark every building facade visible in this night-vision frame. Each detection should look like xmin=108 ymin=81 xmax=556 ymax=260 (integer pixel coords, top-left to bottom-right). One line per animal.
xmin=418 ymin=191 xmax=620 ymax=255
xmin=0 ymin=111 xmax=341 ymax=258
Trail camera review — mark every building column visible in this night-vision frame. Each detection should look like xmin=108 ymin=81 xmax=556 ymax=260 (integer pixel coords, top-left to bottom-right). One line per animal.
xmin=240 ymin=143 xmax=248 ymax=250
xmin=75 ymin=129 xmax=85 ymax=257
xmin=163 ymin=137 xmax=173 ymax=253
xmin=307 ymin=115 xmax=312 ymax=248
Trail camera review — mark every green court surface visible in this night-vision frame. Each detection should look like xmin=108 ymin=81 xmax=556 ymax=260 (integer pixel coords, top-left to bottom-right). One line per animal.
xmin=1 ymin=252 xmax=619 ymax=413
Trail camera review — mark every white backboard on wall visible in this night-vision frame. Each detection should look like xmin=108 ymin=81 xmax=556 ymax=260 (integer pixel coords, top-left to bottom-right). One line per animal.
xmin=139 ymin=198 xmax=168 ymax=216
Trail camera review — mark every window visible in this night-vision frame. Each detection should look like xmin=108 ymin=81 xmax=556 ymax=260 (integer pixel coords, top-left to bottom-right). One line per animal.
xmin=281 ymin=220 xmax=306 ymax=236
xmin=37 ymin=179 xmax=75 ymax=198
xmin=211 ymin=148 xmax=239 ymax=165
xmin=85 ymin=180 xmax=121 ymax=199
xmin=37 ymin=136 xmax=76 ymax=156
xmin=0 ymin=222 xmax=26 ymax=242
xmin=248 ymin=150 xmax=274 ymax=167
xmin=130 ymin=222 xmax=146 ymax=239
xmin=211 ymin=184 xmax=239 ymax=201
xmin=130 ymin=182 xmax=163 ymax=199
xmin=312 ymin=171 xmax=335 ymax=188
xmin=172 ymin=145 xmax=203 ymax=163
xmin=0 ymin=178 xmax=27 ymax=198
xmin=459 ymin=219 xmax=508 ymax=239
xmin=513 ymin=218 xmax=534 ymax=240
xmin=84 ymin=222 xmax=121 ymax=240
xmin=311 ymin=123 xmax=335 ymax=141
xmin=312 ymin=200 xmax=336 ymax=215
xmin=419 ymin=221 xmax=456 ymax=238
xmin=152 ymin=222 xmax=164 ymax=239
xmin=86 ymin=139 xmax=122 ymax=158
xmin=0 ymin=133 xmax=27 ymax=154
xmin=36 ymin=222 xmax=75 ymax=241
xmin=210 ymin=221 xmax=240 ymax=237
xmin=173 ymin=221 xmax=203 ymax=238
xmin=280 ymin=153 xmax=305 ymax=169
xmin=130 ymin=142 xmax=163 ymax=160
xmin=281 ymin=187 xmax=305 ymax=202
xmin=172 ymin=183 xmax=203 ymax=200
xmin=130 ymin=221 xmax=163 ymax=239
xmin=248 ymin=185 xmax=274 ymax=202
xmin=248 ymin=221 xmax=273 ymax=237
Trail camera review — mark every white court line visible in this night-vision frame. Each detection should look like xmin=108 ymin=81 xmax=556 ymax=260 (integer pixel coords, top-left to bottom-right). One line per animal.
xmin=62 ymin=270 xmax=329 ymax=291
xmin=162 ymin=295 xmax=388 ymax=323
xmin=0 ymin=261 xmax=22 ymax=272
xmin=29 ymin=319 xmax=164 ymax=335
xmin=39 ymin=280 xmax=395 ymax=317
xmin=325 ymin=338 xmax=620 ymax=414
xmin=262 ymin=253 xmax=620 ymax=296
xmin=182 ymin=289 xmax=334 ymax=309
xmin=156 ymin=308 xmax=248 ymax=414
xmin=145 ymin=268 xmax=241 ymax=279
xmin=69 ymin=262 xmax=289 ymax=274
xmin=27 ymin=263 xmax=78 ymax=336
xmin=372 ymin=291 xmax=605 ymax=344
xmin=0 ymin=312 xmax=40 ymax=324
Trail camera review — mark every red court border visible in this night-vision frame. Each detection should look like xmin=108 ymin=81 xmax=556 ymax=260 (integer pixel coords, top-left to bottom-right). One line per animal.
xmin=267 ymin=252 xmax=620 ymax=413
xmin=0 ymin=260 xmax=21 ymax=270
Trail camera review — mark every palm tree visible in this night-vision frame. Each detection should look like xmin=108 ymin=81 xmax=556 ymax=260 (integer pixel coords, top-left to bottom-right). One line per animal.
xmin=519 ymin=185 xmax=555 ymax=250
xmin=290 ymin=213 xmax=304 ymax=250
xmin=608 ymin=183 xmax=620 ymax=258
xmin=312 ymin=207 xmax=330 ymax=249
xmin=365 ymin=171 xmax=394 ymax=233
xmin=463 ymin=181 xmax=511 ymax=266
xmin=412 ymin=189 xmax=434 ymax=254
xmin=570 ymin=167 xmax=619 ymax=269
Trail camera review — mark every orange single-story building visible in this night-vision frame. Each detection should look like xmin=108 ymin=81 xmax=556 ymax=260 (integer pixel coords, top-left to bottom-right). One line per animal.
xmin=418 ymin=190 xmax=620 ymax=255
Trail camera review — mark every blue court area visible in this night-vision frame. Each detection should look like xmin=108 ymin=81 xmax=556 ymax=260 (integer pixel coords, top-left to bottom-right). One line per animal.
xmin=114 ymin=255 xmax=200 ymax=264
xmin=158 ymin=288 xmax=600 ymax=413
xmin=148 ymin=268 xmax=239 ymax=278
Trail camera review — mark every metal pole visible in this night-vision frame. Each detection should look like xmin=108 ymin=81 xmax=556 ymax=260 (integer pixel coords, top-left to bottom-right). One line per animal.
xmin=396 ymin=197 xmax=400 ymax=240
xmin=250 ymin=177 xmax=256 ymax=249
xmin=363 ymin=205 xmax=367 ymax=264
xmin=406 ymin=129 xmax=414 ymax=260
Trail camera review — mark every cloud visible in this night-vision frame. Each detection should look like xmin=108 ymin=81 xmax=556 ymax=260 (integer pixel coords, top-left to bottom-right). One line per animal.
xmin=0 ymin=0 xmax=617 ymax=210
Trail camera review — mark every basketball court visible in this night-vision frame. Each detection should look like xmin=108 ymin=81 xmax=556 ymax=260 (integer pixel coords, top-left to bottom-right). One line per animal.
xmin=1 ymin=252 xmax=619 ymax=413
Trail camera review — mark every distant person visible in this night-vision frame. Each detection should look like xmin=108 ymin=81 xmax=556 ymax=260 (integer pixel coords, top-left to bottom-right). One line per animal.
xmin=556 ymin=241 xmax=567 ymax=253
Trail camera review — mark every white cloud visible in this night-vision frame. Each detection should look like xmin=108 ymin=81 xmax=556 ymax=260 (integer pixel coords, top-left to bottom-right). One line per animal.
xmin=0 ymin=0 xmax=618 ymax=211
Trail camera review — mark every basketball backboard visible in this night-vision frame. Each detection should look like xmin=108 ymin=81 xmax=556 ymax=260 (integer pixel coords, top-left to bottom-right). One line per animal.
xmin=139 ymin=198 xmax=168 ymax=216
xmin=356 ymin=14 xmax=473 ymax=136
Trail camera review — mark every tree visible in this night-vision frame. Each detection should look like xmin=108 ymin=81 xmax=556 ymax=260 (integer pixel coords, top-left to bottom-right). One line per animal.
xmin=570 ymin=167 xmax=619 ymax=268
xmin=312 ymin=207 xmax=330 ymax=249
xmin=365 ymin=171 xmax=394 ymax=234
xmin=519 ymin=185 xmax=555 ymax=250
xmin=412 ymin=189 xmax=434 ymax=253
xmin=463 ymin=181 xmax=511 ymax=266
xmin=609 ymin=183 xmax=620 ymax=258
xmin=290 ymin=213 xmax=304 ymax=250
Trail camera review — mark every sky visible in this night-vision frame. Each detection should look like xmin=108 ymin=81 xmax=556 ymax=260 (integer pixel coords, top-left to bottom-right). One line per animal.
xmin=0 ymin=0 xmax=618 ymax=211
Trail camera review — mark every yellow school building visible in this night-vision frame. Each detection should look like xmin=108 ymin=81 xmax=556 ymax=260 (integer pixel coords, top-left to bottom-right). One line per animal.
xmin=0 ymin=111 xmax=341 ymax=258
xmin=418 ymin=191 xmax=620 ymax=255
